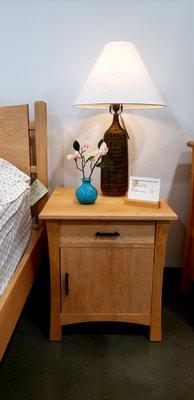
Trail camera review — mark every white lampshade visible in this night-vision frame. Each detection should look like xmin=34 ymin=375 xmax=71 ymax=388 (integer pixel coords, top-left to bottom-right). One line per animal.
xmin=74 ymin=41 xmax=166 ymax=109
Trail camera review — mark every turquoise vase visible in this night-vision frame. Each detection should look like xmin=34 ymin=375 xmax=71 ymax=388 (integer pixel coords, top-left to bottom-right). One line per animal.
xmin=75 ymin=178 xmax=98 ymax=204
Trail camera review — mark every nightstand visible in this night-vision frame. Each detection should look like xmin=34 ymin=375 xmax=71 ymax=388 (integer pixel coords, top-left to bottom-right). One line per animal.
xmin=39 ymin=188 xmax=177 ymax=342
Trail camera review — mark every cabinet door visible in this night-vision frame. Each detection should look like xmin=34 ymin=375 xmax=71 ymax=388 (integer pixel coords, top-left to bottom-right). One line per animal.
xmin=61 ymin=247 xmax=154 ymax=315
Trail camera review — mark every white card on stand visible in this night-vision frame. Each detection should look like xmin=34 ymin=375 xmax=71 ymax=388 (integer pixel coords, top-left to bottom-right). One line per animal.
xmin=128 ymin=176 xmax=161 ymax=202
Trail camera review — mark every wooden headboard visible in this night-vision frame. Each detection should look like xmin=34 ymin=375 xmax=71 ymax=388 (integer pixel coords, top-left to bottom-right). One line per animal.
xmin=0 ymin=101 xmax=48 ymax=218
xmin=0 ymin=101 xmax=47 ymax=186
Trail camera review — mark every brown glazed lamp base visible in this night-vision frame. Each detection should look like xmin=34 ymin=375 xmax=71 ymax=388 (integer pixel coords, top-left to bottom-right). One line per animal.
xmin=101 ymin=104 xmax=129 ymax=196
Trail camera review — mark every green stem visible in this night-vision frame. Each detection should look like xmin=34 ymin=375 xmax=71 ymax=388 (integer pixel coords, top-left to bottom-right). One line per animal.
xmin=78 ymin=147 xmax=85 ymax=178
xmin=75 ymin=159 xmax=84 ymax=177
xmin=89 ymin=156 xmax=101 ymax=179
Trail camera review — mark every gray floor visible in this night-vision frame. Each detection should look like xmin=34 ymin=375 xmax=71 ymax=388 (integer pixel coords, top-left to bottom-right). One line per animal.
xmin=0 ymin=269 xmax=194 ymax=400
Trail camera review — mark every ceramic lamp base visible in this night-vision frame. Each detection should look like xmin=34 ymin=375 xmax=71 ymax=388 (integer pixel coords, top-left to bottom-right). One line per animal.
xmin=101 ymin=104 xmax=129 ymax=197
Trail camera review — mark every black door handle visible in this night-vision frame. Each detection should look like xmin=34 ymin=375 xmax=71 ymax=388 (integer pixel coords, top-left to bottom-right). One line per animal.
xmin=95 ymin=231 xmax=120 ymax=237
xmin=64 ymin=273 xmax=69 ymax=295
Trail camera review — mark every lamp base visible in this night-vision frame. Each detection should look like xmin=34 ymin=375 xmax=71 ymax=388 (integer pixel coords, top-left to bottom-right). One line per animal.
xmin=101 ymin=104 xmax=129 ymax=197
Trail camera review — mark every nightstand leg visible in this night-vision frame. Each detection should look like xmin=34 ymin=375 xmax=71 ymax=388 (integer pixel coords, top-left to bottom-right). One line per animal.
xmin=149 ymin=322 xmax=162 ymax=342
xmin=46 ymin=221 xmax=62 ymax=341
xmin=149 ymin=221 xmax=169 ymax=342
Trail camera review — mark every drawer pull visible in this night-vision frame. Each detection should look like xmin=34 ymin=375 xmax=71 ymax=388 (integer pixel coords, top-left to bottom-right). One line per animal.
xmin=95 ymin=231 xmax=120 ymax=238
xmin=64 ymin=273 xmax=69 ymax=295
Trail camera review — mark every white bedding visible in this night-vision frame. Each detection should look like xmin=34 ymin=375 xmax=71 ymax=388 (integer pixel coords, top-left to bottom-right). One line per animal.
xmin=0 ymin=158 xmax=32 ymax=294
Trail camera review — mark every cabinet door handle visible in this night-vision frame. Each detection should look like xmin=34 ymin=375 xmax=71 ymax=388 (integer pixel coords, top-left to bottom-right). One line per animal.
xmin=95 ymin=231 xmax=120 ymax=237
xmin=64 ymin=273 xmax=69 ymax=296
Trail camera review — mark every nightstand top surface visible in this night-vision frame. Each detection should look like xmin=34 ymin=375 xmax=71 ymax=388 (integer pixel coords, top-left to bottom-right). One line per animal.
xmin=39 ymin=187 xmax=178 ymax=221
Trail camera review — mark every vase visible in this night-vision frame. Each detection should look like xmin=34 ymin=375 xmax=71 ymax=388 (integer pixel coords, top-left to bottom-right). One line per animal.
xmin=75 ymin=178 xmax=98 ymax=204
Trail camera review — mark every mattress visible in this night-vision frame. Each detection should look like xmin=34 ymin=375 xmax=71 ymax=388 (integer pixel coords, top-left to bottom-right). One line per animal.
xmin=0 ymin=158 xmax=32 ymax=294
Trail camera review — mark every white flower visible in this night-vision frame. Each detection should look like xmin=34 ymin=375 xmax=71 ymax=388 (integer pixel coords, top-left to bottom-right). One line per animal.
xmin=72 ymin=151 xmax=81 ymax=160
xmin=67 ymin=151 xmax=81 ymax=161
xmin=93 ymin=149 xmax=101 ymax=162
xmin=99 ymin=141 xmax=108 ymax=156
xmin=67 ymin=154 xmax=73 ymax=160
xmin=83 ymin=144 xmax=91 ymax=151
xmin=85 ymin=149 xmax=101 ymax=162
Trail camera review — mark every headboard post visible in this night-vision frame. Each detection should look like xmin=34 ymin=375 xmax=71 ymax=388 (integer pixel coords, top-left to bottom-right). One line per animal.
xmin=34 ymin=101 xmax=48 ymax=187
xmin=0 ymin=101 xmax=48 ymax=222
xmin=0 ymin=104 xmax=30 ymax=175
xmin=31 ymin=101 xmax=48 ymax=219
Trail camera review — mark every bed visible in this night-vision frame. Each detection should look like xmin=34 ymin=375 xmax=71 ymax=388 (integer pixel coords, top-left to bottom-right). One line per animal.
xmin=0 ymin=101 xmax=48 ymax=360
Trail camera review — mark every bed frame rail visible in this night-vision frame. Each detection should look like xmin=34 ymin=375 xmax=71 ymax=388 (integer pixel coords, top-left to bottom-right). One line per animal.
xmin=0 ymin=101 xmax=48 ymax=361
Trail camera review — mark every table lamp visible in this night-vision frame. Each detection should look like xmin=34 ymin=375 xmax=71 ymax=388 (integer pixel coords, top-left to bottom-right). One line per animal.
xmin=74 ymin=41 xmax=166 ymax=196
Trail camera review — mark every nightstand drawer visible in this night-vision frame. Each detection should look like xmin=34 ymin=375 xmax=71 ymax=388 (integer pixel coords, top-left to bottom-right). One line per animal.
xmin=60 ymin=221 xmax=155 ymax=246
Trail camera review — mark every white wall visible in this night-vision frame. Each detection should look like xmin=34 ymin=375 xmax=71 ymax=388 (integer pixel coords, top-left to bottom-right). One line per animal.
xmin=0 ymin=0 xmax=194 ymax=267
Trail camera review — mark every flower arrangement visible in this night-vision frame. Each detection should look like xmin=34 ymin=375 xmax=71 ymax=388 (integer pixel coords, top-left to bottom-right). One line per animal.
xmin=67 ymin=139 xmax=108 ymax=179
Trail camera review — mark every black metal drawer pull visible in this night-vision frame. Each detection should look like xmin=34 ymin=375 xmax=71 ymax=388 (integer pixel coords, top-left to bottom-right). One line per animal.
xmin=95 ymin=231 xmax=120 ymax=237
xmin=64 ymin=273 xmax=69 ymax=295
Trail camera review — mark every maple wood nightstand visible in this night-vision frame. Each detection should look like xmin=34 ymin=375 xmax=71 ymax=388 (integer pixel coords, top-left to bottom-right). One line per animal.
xmin=39 ymin=188 xmax=177 ymax=342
